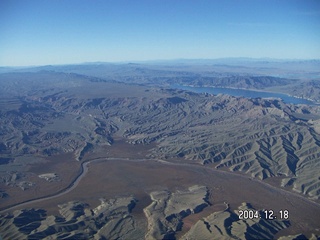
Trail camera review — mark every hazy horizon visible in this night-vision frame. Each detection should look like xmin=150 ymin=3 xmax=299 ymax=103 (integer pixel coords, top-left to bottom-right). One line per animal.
xmin=1 ymin=0 xmax=320 ymax=66
xmin=1 ymin=57 xmax=320 ymax=68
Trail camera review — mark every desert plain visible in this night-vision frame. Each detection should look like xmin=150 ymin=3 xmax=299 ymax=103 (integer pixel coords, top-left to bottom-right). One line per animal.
xmin=0 ymin=63 xmax=320 ymax=239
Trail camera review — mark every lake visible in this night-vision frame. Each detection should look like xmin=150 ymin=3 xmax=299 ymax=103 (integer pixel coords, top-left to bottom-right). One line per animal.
xmin=171 ymin=85 xmax=315 ymax=105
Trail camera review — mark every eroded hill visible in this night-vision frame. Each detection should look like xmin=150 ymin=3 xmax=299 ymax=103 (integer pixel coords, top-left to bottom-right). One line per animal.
xmin=0 ymin=186 xmax=301 ymax=240
xmin=1 ymin=72 xmax=320 ymax=202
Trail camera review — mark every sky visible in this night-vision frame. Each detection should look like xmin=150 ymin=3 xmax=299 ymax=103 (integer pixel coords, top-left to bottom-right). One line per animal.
xmin=0 ymin=0 xmax=320 ymax=66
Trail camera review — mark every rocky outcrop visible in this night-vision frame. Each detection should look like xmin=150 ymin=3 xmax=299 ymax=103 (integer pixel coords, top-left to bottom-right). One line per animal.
xmin=144 ymin=185 xmax=208 ymax=239
xmin=0 ymin=197 xmax=140 ymax=240
xmin=182 ymin=202 xmax=290 ymax=240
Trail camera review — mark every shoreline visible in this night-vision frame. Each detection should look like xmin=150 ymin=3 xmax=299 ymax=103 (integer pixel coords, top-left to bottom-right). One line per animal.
xmin=171 ymin=84 xmax=320 ymax=105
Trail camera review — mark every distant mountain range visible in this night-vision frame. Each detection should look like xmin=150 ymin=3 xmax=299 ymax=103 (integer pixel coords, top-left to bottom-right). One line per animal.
xmin=1 ymin=59 xmax=320 ymax=102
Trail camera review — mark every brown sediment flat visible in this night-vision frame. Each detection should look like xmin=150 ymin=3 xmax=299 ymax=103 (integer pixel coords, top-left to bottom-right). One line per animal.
xmin=0 ymin=153 xmax=81 ymax=210
xmin=0 ymin=139 xmax=153 ymax=212
xmin=6 ymin=158 xmax=319 ymax=238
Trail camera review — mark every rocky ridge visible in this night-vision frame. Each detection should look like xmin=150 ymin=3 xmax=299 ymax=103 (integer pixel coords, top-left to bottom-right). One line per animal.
xmin=1 ymin=186 xmax=312 ymax=240
xmin=144 ymin=185 xmax=208 ymax=239
xmin=182 ymin=202 xmax=290 ymax=240
xmin=0 ymin=196 xmax=140 ymax=239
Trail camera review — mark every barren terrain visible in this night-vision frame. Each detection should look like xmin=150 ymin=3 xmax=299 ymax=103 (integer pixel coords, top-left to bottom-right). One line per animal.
xmin=0 ymin=67 xmax=320 ymax=239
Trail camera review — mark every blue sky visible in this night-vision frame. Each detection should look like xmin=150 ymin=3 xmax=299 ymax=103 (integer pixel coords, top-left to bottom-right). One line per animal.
xmin=1 ymin=0 xmax=320 ymax=66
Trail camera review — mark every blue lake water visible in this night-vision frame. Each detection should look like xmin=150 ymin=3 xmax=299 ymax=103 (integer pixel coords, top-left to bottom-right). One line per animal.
xmin=172 ymin=85 xmax=315 ymax=105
